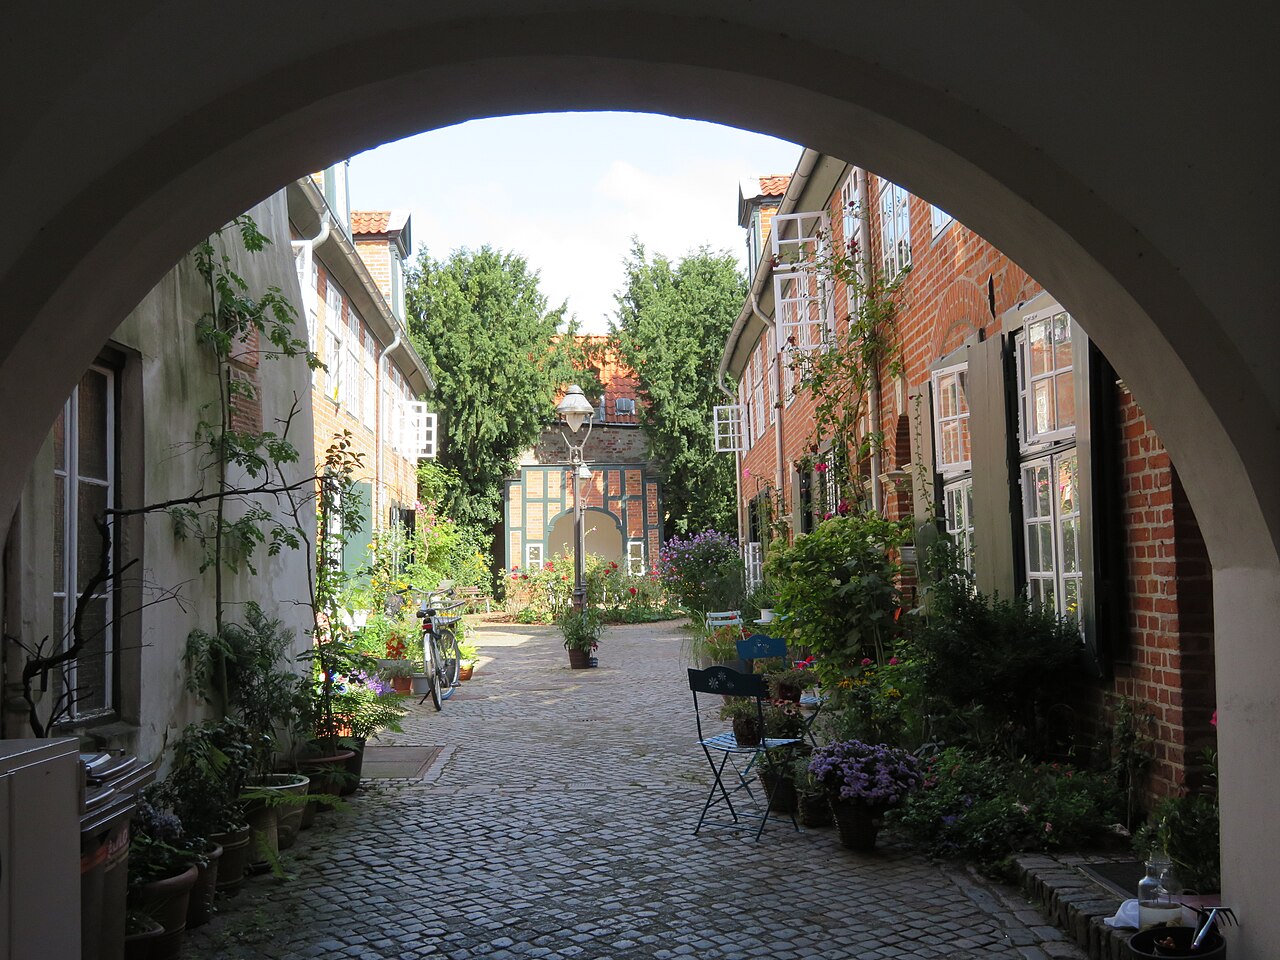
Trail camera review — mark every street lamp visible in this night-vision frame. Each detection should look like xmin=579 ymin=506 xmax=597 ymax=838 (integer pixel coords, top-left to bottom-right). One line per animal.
xmin=556 ymin=385 xmax=596 ymax=611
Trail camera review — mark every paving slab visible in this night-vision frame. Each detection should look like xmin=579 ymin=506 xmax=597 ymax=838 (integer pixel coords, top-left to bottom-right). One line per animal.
xmin=186 ymin=618 xmax=1086 ymax=959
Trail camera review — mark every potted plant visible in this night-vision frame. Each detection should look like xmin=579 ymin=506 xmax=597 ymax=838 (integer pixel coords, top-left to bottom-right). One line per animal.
xmin=755 ymin=743 xmax=806 ymax=815
xmin=326 ymin=677 xmax=408 ymax=794
xmin=184 ymin=603 xmax=312 ymax=870
xmin=718 ymin=699 xmax=762 ymax=746
xmin=127 ymin=797 xmax=205 ymax=960
xmin=457 ymin=636 xmax=479 ymax=681
xmin=792 ymin=752 xmax=832 ymax=827
xmin=808 ymin=739 xmax=923 ymax=851
xmin=560 ymin=606 xmax=602 ymax=669
xmin=149 ymin=719 xmax=256 ymax=915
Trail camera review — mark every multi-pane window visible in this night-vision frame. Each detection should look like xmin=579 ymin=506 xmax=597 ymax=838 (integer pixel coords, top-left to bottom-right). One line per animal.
xmin=1015 ymin=304 xmax=1082 ymax=628
xmin=627 ymin=540 xmax=645 ymax=576
xmin=841 ymin=174 xmax=861 ymax=316
xmin=878 ymin=180 xmax=912 ymax=277
xmin=525 ymin=543 xmax=544 ymax=569
xmin=361 ymin=329 xmax=376 ymax=429
xmin=53 ymin=366 xmax=116 ymax=719
xmin=1018 ymin=307 xmax=1076 ymax=445
xmin=943 ymin=479 xmax=975 ymax=572
xmin=1021 ymin=453 xmax=1082 ymax=626
xmin=744 ymin=541 xmax=763 ymax=591
xmin=932 ymin=365 xmax=972 ymax=473
xmin=324 ymin=279 xmax=344 ymax=403
xmin=615 ymin=397 xmax=636 ymax=416
xmin=930 ymin=204 xmax=954 ymax=237
xmin=765 ymin=327 xmax=777 ymax=427
xmin=345 ymin=311 xmax=361 ymax=415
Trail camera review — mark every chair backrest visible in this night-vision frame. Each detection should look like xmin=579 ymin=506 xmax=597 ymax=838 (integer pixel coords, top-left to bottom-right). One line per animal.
xmin=687 ymin=666 xmax=767 ymax=742
xmin=704 ymin=610 xmax=742 ymax=630
xmin=736 ymin=633 xmax=787 ymax=661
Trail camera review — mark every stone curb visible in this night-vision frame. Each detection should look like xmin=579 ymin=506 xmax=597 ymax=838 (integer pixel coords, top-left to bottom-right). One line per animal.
xmin=1015 ymin=854 xmax=1133 ymax=960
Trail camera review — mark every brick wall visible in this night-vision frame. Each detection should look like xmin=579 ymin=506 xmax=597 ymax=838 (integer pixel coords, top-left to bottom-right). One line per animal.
xmin=732 ymin=166 xmax=1216 ymax=798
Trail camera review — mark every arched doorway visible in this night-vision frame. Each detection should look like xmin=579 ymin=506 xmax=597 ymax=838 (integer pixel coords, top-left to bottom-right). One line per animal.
xmin=546 ymin=508 xmax=626 ymax=570
xmin=6 ymin=9 xmax=1276 ymax=948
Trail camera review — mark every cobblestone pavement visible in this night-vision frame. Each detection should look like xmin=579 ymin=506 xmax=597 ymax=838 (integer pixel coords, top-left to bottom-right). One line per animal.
xmin=187 ymin=620 xmax=1084 ymax=960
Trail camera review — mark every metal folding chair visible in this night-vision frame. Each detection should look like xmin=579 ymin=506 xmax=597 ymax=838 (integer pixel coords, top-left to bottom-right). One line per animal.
xmin=687 ymin=665 xmax=801 ymax=839
xmin=735 ymin=633 xmax=825 ymax=745
xmin=704 ymin=610 xmax=743 ymax=631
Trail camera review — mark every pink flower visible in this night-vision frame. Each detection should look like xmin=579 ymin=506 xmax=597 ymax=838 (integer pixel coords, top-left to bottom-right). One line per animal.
xmin=1044 ymin=822 xmax=1053 ymax=834
xmin=815 ymin=462 xmax=829 ymax=473
xmin=860 ymin=657 xmax=873 ymax=667
xmin=1211 ymin=710 xmax=1217 ymax=727
xmin=823 ymin=512 xmax=833 ymax=520
xmin=742 ymin=467 xmax=751 ymax=479
xmin=888 ymin=657 xmax=900 ymax=665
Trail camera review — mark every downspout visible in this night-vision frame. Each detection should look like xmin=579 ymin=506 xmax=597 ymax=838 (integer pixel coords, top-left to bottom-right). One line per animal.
xmin=855 ymin=167 xmax=883 ymax=514
xmin=377 ymin=324 xmax=402 ymax=526
xmin=290 ymin=210 xmax=331 ymax=314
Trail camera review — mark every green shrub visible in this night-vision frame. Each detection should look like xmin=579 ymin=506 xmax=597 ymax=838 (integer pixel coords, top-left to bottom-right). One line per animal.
xmin=892 ymin=747 xmax=1122 ymax=877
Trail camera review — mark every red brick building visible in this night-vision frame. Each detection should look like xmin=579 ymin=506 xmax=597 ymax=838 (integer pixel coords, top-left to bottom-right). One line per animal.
xmin=289 ymin=168 xmax=435 ymax=569
xmin=721 ymin=155 xmax=1215 ymax=799
xmin=502 ymin=337 xmax=662 ymax=576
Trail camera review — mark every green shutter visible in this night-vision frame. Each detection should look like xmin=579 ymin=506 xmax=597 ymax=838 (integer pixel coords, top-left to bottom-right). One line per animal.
xmin=342 ymin=480 xmax=374 ymax=581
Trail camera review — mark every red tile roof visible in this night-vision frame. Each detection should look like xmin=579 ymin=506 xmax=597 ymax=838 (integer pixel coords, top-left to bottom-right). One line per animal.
xmin=351 ymin=211 xmax=391 ymax=235
xmin=757 ymin=175 xmax=790 ymax=197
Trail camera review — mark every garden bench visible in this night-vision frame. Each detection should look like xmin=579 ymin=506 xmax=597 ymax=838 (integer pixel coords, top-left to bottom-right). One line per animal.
xmin=456 ymin=585 xmax=491 ymax=613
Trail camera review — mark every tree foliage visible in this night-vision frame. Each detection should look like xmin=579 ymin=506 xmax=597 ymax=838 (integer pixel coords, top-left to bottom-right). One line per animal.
xmin=611 ymin=241 xmax=745 ymax=537
xmin=405 ymin=246 xmax=581 ymax=545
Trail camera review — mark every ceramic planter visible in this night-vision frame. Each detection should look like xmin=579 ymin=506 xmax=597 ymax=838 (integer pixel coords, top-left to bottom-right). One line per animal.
xmin=209 ymin=824 xmax=250 ymax=896
xmin=128 ymin=864 xmax=198 ymax=960
xmin=184 ymin=841 xmax=222 ymax=928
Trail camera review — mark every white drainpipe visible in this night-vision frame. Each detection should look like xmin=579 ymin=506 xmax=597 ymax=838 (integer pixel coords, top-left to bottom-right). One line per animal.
xmin=751 ymin=295 xmax=786 ymax=521
xmin=377 ymin=324 xmax=402 ymax=525
xmin=855 ymin=167 xmax=883 ymax=514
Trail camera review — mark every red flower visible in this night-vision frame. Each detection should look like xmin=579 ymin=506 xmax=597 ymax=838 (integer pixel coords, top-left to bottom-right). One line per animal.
xmin=628 ymin=587 xmax=638 ymax=596
xmin=815 ymin=462 xmax=829 ymax=473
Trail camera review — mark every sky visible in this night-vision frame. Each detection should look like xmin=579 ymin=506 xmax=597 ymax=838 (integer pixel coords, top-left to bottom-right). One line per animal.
xmin=347 ymin=112 xmax=802 ymax=334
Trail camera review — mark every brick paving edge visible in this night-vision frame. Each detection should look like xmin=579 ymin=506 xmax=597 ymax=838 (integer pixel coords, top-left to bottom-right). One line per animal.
xmin=1015 ymin=854 xmax=1133 ymax=960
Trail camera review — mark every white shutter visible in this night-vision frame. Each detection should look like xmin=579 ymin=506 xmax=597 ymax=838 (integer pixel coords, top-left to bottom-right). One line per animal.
xmin=713 ymin=404 xmax=747 ymax=453
xmin=405 ymin=401 xmax=438 ymax=459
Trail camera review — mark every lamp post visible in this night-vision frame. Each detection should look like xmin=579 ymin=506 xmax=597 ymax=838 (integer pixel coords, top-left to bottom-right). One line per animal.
xmin=556 ymin=385 xmax=596 ymax=612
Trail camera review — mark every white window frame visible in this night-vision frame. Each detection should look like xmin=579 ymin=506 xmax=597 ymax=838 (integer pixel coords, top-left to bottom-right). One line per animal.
xmin=324 ymin=280 xmax=344 ymax=403
xmin=344 ymin=312 xmax=361 ymax=414
xmin=744 ymin=541 xmax=763 ymax=591
xmin=878 ymin=180 xmax=912 ymax=277
xmin=713 ymin=404 xmax=747 ymax=453
xmin=942 ymin=477 xmax=975 ymax=574
xmin=525 ymin=543 xmax=544 ymax=569
xmin=772 ymin=210 xmax=835 ymax=354
xmin=627 ymin=540 xmax=645 ymax=576
xmin=841 ymin=174 xmax=861 ymax=316
xmin=1020 ymin=451 xmax=1082 ymax=627
xmin=615 ymin=396 xmax=636 ymax=416
xmin=1017 ymin=307 xmax=1076 ymax=447
xmin=932 ymin=363 xmax=972 ymax=475
xmin=404 ymin=401 xmax=438 ymax=460
xmin=930 ymin=204 xmax=954 ymax=237
xmin=361 ymin=330 xmax=377 ymax=429
xmin=54 ymin=365 xmax=117 ymax=719
xmin=765 ymin=327 xmax=777 ymax=427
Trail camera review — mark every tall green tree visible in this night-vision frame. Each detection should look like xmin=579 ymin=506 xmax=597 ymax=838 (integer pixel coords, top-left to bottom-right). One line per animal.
xmin=406 ymin=246 xmax=580 ymax=550
xmin=612 ymin=241 xmax=746 ymax=537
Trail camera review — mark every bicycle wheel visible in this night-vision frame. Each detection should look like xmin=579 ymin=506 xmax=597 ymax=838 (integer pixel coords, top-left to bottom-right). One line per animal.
xmin=424 ymin=629 xmax=442 ymax=711
xmin=436 ymin=627 xmax=461 ymax=700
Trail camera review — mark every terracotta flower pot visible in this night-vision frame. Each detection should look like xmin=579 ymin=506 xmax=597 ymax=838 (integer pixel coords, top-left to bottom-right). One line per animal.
xmin=459 ymin=663 xmax=474 ymax=681
xmin=184 ymin=841 xmax=222 ymax=928
xmin=128 ymin=864 xmax=198 ymax=960
xmin=390 ymin=675 xmax=411 ymax=693
xmin=209 ymin=824 xmax=251 ymax=896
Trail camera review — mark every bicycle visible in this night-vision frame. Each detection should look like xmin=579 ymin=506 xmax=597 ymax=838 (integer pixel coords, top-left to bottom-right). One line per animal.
xmin=414 ymin=584 xmax=464 ymax=711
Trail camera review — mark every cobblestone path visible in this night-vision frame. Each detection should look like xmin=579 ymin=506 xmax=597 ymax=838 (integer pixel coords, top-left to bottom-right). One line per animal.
xmin=186 ymin=620 xmax=1083 ymax=960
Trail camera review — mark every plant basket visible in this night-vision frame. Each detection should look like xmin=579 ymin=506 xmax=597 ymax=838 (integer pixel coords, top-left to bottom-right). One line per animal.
xmin=798 ymin=792 xmax=833 ymax=828
xmin=830 ymin=799 xmax=886 ymax=852
xmin=731 ymin=716 xmax=761 ymax=747
xmin=459 ymin=663 xmax=475 ymax=681
xmin=567 ymin=648 xmax=594 ymax=669
xmin=757 ymin=768 xmax=798 ymax=814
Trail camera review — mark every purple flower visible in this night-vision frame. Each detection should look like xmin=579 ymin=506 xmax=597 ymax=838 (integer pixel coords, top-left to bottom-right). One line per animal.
xmin=808 ymin=739 xmax=923 ymax=806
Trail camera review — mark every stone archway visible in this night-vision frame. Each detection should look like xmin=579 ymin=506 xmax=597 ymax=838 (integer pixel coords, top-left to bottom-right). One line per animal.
xmin=5 ymin=8 xmax=1277 ymax=949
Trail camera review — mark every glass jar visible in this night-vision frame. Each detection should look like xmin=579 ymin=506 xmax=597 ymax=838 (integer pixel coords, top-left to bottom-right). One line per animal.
xmin=1137 ymin=854 xmax=1183 ymax=930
